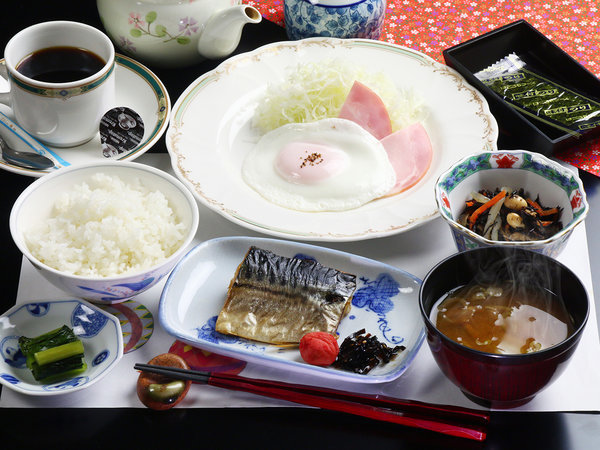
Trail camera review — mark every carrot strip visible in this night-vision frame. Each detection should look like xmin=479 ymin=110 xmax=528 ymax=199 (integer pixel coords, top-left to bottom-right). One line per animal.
xmin=468 ymin=191 xmax=507 ymax=229
xmin=540 ymin=220 xmax=554 ymax=227
xmin=526 ymin=198 xmax=544 ymax=214
xmin=539 ymin=207 xmax=559 ymax=217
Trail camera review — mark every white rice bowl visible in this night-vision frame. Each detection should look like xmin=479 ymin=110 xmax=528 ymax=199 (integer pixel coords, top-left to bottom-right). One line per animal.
xmin=10 ymin=162 xmax=199 ymax=304
xmin=25 ymin=173 xmax=187 ymax=277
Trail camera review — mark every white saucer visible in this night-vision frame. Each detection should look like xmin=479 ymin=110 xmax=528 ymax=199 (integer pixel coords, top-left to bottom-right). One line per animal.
xmin=0 ymin=54 xmax=170 ymax=177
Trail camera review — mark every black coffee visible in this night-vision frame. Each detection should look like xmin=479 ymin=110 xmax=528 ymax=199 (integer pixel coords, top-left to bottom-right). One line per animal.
xmin=17 ymin=46 xmax=106 ymax=83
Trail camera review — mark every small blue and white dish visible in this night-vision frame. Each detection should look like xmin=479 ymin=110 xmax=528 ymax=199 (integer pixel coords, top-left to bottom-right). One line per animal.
xmin=0 ymin=299 xmax=123 ymax=396
xmin=159 ymin=236 xmax=425 ymax=384
xmin=284 ymin=0 xmax=387 ymax=40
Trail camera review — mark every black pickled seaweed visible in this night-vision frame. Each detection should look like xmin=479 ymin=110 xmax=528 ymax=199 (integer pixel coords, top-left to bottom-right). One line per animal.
xmin=332 ymin=329 xmax=405 ymax=374
xmin=238 ymin=247 xmax=357 ymax=302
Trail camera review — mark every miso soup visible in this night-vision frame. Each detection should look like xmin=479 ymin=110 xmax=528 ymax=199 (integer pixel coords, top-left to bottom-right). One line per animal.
xmin=432 ymin=281 xmax=574 ymax=354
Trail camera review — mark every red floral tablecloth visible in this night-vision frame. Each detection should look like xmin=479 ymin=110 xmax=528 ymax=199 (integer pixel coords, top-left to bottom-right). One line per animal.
xmin=249 ymin=0 xmax=600 ymax=176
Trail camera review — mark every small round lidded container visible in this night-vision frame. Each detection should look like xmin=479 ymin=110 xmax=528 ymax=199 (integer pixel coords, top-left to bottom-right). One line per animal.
xmin=283 ymin=0 xmax=387 ymax=40
xmin=434 ymin=149 xmax=588 ymax=258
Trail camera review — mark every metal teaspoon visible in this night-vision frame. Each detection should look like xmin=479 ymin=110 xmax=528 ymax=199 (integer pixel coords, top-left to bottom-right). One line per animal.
xmin=0 ymin=134 xmax=55 ymax=170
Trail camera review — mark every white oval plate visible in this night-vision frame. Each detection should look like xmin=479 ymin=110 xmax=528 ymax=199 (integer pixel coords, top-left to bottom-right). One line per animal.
xmin=166 ymin=38 xmax=498 ymax=242
xmin=0 ymin=299 xmax=123 ymax=395
xmin=159 ymin=236 xmax=425 ymax=384
xmin=0 ymin=54 xmax=170 ymax=177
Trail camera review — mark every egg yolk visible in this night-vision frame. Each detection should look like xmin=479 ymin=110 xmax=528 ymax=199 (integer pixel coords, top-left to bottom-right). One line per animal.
xmin=275 ymin=142 xmax=349 ymax=184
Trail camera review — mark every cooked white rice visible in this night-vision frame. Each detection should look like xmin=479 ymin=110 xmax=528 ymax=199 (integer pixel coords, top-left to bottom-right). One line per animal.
xmin=25 ymin=173 xmax=187 ymax=277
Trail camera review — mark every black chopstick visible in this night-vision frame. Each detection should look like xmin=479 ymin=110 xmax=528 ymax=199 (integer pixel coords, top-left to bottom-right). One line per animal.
xmin=135 ymin=363 xmax=211 ymax=383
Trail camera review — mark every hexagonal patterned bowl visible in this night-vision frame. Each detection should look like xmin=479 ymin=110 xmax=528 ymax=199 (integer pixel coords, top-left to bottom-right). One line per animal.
xmin=0 ymin=299 xmax=123 ymax=395
xmin=435 ymin=149 xmax=588 ymax=258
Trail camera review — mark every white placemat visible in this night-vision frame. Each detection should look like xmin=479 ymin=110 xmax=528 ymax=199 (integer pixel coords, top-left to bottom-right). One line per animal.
xmin=2 ymin=154 xmax=599 ymax=412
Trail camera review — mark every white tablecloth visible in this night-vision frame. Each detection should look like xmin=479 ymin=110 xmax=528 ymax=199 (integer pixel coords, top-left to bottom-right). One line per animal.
xmin=2 ymin=154 xmax=599 ymax=412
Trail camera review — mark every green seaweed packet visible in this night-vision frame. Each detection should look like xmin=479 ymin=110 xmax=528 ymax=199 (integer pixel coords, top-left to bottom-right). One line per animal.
xmin=475 ymin=53 xmax=600 ymax=136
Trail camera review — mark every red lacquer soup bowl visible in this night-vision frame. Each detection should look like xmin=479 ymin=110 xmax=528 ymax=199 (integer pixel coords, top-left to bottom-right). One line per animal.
xmin=419 ymin=247 xmax=589 ymax=409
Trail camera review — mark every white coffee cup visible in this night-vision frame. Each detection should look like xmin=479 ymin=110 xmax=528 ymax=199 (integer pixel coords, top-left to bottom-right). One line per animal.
xmin=0 ymin=21 xmax=115 ymax=147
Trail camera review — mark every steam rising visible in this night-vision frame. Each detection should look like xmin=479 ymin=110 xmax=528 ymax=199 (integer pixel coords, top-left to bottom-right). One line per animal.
xmin=432 ymin=249 xmax=573 ymax=355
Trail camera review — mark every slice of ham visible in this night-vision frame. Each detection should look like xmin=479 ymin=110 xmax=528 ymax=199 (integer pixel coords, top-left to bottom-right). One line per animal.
xmin=380 ymin=123 xmax=433 ymax=196
xmin=338 ymin=81 xmax=393 ymax=140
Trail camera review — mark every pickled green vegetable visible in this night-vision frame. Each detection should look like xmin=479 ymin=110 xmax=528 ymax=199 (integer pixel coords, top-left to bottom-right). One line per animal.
xmin=475 ymin=53 xmax=600 ymax=136
xmin=19 ymin=325 xmax=77 ymax=356
xmin=34 ymin=340 xmax=85 ymax=366
xmin=19 ymin=325 xmax=86 ymax=383
xmin=29 ymin=355 xmax=87 ymax=384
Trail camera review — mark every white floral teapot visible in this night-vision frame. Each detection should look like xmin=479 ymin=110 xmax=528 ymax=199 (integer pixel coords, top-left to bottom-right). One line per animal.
xmin=96 ymin=0 xmax=262 ymax=68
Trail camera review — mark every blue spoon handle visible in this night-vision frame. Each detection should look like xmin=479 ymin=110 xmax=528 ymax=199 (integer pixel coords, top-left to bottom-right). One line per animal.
xmin=0 ymin=111 xmax=68 ymax=170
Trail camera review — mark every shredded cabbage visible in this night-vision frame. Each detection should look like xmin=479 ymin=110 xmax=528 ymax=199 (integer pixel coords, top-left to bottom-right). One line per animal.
xmin=251 ymin=60 xmax=427 ymax=135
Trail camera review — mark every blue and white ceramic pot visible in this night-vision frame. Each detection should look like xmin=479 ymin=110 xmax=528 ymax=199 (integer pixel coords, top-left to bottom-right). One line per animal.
xmin=284 ymin=0 xmax=387 ymax=40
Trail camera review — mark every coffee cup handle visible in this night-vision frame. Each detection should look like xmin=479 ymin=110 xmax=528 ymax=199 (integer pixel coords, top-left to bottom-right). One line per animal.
xmin=0 ymin=61 xmax=11 ymax=107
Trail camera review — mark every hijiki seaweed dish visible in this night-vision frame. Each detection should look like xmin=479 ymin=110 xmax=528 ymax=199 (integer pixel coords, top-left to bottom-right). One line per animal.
xmin=458 ymin=188 xmax=563 ymax=241
xmin=333 ymin=329 xmax=405 ymax=374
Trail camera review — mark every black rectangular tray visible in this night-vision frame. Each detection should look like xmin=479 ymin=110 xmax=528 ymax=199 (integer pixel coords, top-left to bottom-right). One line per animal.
xmin=443 ymin=19 xmax=600 ymax=155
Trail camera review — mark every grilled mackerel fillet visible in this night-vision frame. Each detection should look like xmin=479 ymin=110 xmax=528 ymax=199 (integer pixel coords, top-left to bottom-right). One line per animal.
xmin=215 ymin=247 xmax=356 ymax=344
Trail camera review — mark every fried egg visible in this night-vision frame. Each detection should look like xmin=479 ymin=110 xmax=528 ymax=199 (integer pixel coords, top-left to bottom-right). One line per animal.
xmin=242 ymin=118 xmax=396 ymax=212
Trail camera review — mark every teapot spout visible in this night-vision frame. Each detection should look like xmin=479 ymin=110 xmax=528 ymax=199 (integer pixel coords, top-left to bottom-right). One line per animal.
xmin=197 ymin=5 xmax=262 ymax=59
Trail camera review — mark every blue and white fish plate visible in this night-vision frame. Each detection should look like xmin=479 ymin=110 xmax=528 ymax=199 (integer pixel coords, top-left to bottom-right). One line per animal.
xmin=159 ymin=237 xmax=425 ymax=384
xmin=0 ymin=299 xmax=123 ymax=395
